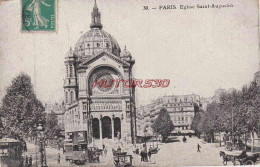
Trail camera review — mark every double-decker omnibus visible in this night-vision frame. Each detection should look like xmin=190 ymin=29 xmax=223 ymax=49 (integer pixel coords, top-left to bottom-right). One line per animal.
xmin=0 ymin=138 xmax=24 ymax=167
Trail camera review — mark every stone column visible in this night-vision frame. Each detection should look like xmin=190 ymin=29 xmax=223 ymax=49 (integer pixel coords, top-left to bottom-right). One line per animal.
xmin=112 ymin=118 xmax=115 ymax=141
xmin=99 ymin=118 xmax=103 ymax=148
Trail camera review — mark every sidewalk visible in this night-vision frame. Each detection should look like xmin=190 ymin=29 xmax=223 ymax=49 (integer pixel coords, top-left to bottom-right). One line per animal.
xmin=26 ymin=142 xmax=69 ymax=167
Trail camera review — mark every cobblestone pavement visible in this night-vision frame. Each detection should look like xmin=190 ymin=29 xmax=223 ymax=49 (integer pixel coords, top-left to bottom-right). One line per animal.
xmin=26 ymin=137 xmax=227 ymax=167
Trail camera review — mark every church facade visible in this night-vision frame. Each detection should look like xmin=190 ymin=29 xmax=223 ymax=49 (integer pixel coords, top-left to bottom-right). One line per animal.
xmin=63 ymin=2 xmax=136 ymax=147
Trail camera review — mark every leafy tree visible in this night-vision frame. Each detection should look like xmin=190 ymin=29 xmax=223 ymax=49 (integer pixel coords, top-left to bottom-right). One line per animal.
xmin=0 ymin=109 xmax=4 ymax=139
xmin=44 ymin=111 xmax=62 ymax=139
xmin=191 ymin=110 xmax=204 ymax=137
xmin=191 ymin=81 xmax=260 ymax=148
xmin=151 ymin=108 xmax=174 ymax=142
xmin=0 ymin=73 xmax=45 ymax=140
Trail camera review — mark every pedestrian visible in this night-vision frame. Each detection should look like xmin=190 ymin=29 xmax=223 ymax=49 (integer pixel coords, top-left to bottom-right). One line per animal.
xmin=197 ymin=143 xmax=201 ymax=152
xmin=25 ymin=155 xmax=28 ymax=167
xmin=183 ymin=136 xmax=187 ymax=143
xmin=136 ymin=146 xmax=139 ymax=154
xmin=28 ymin=155 xmax=32 ymax=167
xmin=148 ymin=150 xmax=152 ymax=161
xmin=57 ymin=153 xmax=60 ymax=164
xmin=148 ymin=145 xmax=152 ymax=161
xmin=103 ymin=144 xmax=105 ymax=150
xmin=140 ymin=150 xmax=144 ymax=162
xmin=112 ymin=148 xmax=116 ymax=156
xmin=24 ymin=142 xmax=27 ymax=152
xmin=117 ymin=146 xmax=121 ymax=153
xmin=104 ymin=147 xmax=107 ymax=157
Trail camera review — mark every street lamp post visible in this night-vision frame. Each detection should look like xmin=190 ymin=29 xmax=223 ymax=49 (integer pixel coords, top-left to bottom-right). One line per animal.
xmin=37 ymin=124 xmax=48 ymax=167
xmin=231 ymin=108 xmax=234 ymax=151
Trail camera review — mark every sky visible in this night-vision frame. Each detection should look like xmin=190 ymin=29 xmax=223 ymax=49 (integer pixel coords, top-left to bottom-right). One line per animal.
xmin=0 ymin=0 xmax=259 ymax=106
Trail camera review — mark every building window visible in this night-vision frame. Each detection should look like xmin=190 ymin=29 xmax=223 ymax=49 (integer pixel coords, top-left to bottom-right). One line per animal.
xmin=83 ymin=103 xmax=87 ymax=110
xmin=178 ymin=117 xmax=180 ymax=121
xmin=181 ymin=117 xmax=184 ymax=121
xmin=70 ymin=91 xmax=74 ymax=102
xmin=66 ymin=65 xmax=69 ymax=77
xmin=65 ymin=92 xmax=68 ymax=103
xmin=69 ymin=64 xmax=73 ymax=77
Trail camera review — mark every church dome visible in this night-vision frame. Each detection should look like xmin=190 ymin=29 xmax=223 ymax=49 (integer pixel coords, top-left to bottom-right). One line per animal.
xmin=74 ymin=29 xmax=121 ymax=59
xmin=120 ymin=46 xmax=132 ymax=61
xmin=74 ymin=1 xmax=120 ymax=60
xmin=65 ymin=47 xmax=75 ymax=58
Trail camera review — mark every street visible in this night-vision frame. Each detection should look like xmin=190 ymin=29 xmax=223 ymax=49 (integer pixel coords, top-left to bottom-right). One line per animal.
xmin=25 ymin=136 xmax=225 ymax=167
xmin=133 ymin=136 xmax=224 ymax=167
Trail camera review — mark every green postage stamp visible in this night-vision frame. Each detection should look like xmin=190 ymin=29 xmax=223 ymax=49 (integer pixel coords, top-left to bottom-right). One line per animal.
xmin=22 ymin=0 xmax=56 ymax=32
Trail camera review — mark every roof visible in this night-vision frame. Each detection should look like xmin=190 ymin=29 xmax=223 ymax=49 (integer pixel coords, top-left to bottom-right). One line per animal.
xmin=74 ymin=28 xmax=121 ymax=60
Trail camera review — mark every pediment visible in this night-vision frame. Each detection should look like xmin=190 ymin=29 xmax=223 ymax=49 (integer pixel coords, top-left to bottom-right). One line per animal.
xmin=79 ymin=50 xmax=130 ymax=68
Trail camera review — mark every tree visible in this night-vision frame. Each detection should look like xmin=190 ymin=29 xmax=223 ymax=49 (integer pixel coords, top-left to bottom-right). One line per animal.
xmin=151 ymin=108 xmax=174 ymax=142
xmin=0 ymin=73 xmax=45 ymax=140
xmin=44 ymin=112 xmax=62 ymax=140
xmin=0 ymin=109 xmax=4 ymax=139
xmin=191 ymin=81 xmax=260 ymax=148
xmin=191 ymin=110 xmax=204 ymax=138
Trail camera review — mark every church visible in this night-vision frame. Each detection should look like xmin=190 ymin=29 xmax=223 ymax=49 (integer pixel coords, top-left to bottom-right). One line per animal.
xmin=63 ymin=1 xmax=136 ymax=148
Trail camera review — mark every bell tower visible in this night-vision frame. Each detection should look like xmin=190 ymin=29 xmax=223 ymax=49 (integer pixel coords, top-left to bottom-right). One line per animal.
xmin=64 ymin=47 xmax=78 ymax=105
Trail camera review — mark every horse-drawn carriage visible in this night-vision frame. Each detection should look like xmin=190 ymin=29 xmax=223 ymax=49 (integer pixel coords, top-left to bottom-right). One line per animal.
xmin=64 ymin=143 xmax=101 ymax=164
xmin=88 ymin=147 xmax=102 ymax=163
xmin=219 ymin=150 xmax=259 ymax=165
xmin=113 ymin=149 xmax=133 ymax=167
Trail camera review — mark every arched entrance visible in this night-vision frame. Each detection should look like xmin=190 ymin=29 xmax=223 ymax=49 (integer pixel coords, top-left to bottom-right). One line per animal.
xmin=114 ymin=117 xmax=121 ymax=139
xmin=92 ymin=118 xmax=100 ymax=139
xmin=102 ymin=116 xmax=112 ymax=139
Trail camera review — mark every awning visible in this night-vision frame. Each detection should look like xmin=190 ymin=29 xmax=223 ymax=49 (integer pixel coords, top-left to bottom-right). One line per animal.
xmin=171 ymin=130 xmax=179 ymax=134
xmin=180 ymin=130 xmax=195 ymax=134
xmin=0 ymin=138 xmax=20 ymax=143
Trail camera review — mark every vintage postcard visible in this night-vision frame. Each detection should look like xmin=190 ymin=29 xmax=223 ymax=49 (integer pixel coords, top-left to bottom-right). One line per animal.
xmin=0 ymin=0 xmax=259 ymax=166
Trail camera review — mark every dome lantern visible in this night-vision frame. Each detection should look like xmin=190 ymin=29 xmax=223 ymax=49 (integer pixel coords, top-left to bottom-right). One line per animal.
xmin=90 ymin=0 xmax=103 ymax=29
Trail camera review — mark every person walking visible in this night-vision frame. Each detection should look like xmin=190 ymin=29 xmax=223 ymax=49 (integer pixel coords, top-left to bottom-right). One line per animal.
xmin=57 ymin=153 xmax=60 ymax=164
xmin=24 ymin=142 xmax=27 ymax=152
xmin=25 ymin=155 xmax=28 ymax=167
xmin=148 ymin=148 xmax=152 ymax=161
xmin=136 ymin=146 xmax=139 ymax=154
xmin=140 ymin=150 xmax=144 ymax=162
xmin=28 ymin=155 xmax=32 ymax=167
xmin=197 ymin=143 xmax=201 ymax=152
xmin=104 ymin=147 xmax=107 ymax=157
xmin=117 ymin=146 xmax=121 ymax=153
